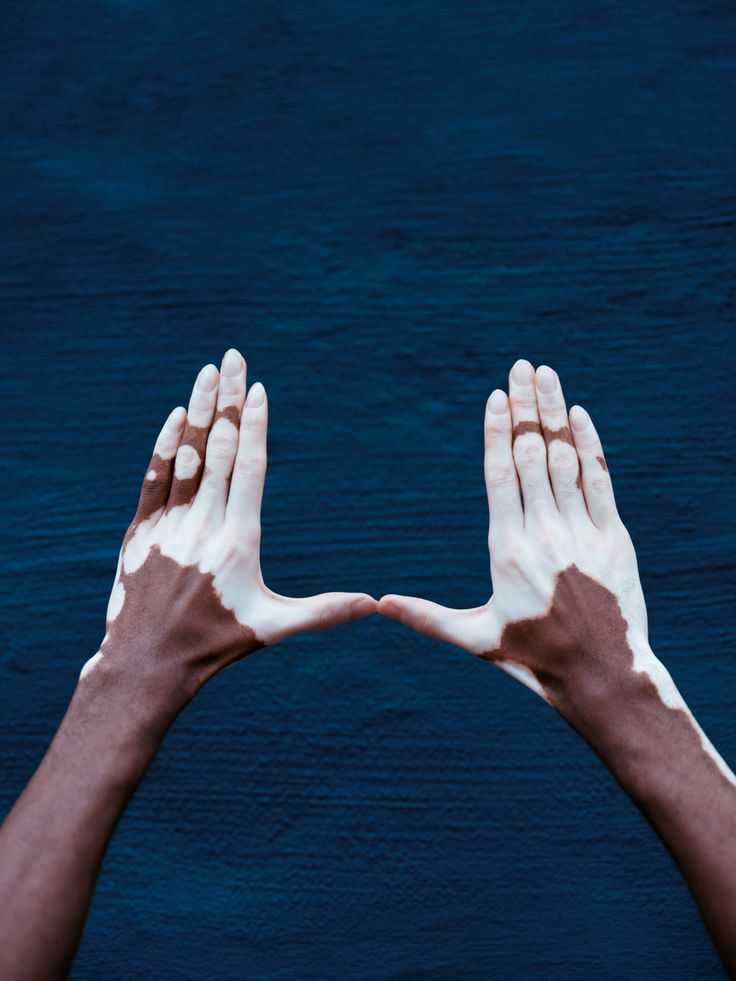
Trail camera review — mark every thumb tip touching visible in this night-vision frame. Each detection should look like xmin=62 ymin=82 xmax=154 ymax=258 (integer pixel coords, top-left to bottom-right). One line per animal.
xmin=350 ymin=594 xmax=379 ymax=619
xmin=377 ymin=595 xmax=406 ymax=621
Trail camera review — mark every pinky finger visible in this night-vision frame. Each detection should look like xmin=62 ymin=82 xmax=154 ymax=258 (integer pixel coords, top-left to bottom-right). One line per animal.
xmin=569 ymin=405 xmax=619 ymax=528
xmin=133 ymin=406 xmax=187 ymax=523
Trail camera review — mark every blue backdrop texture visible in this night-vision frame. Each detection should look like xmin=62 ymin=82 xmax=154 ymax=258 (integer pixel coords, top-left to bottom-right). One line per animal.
xmin=1 ymin=2 xmax=735 ymax=978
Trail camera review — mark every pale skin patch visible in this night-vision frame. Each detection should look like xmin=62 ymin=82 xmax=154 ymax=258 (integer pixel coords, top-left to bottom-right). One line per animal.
xmin=146 ymin=470 xmax=157 ymax=481
xmin=379 ymin=359 xmax=736 ymax=785
xmin=106 ymin=581 xmax=125 ymax=623
xmin=174 ymin=444 xmax=202 ymax=481
xmin=80 ymin=649 xmax=104 ymax=679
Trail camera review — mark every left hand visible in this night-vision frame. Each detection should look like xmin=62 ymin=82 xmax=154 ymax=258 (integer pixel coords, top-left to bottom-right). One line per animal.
xmin=81 ymin=348 xmax=376 ymax=710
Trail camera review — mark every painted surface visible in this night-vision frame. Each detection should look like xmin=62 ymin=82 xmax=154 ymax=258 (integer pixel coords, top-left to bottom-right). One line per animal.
xmin=1 ymin=2 xmax=734 ymax=978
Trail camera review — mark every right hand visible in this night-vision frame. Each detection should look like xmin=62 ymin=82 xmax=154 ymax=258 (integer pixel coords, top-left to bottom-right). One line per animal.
xmin=379 ymin=359 xmax=678 ymax=735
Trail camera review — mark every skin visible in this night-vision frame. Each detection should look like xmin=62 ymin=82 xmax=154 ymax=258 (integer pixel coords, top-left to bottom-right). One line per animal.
xmin=0 ymin=349 xmax=376 ymax=981
xmin=379 ymin=359 xmax=736 ymax=975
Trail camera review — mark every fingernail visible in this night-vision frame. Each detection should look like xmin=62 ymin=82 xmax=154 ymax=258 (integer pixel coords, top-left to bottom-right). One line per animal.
xmin=166 ymin=406 xmax=187 ymax=432
xmin=488 ymin=389 xmax=508 ymax=414
xmin=196 ymin=364 xmax=219 ymax=392
xmin=247 ymin=382 xmax=265 ymax=407
xmin=352 ymin=597 xmax=376 ymax=617
xmin=570 ymin=405 xmax=590 ymax=430
xmin=535 ymin=365 xmax=557 ymax=393
xmin=221 ymin=349 xmax=242 ymax=377
xmin=511 ymin=359 xmax=534 ymax=383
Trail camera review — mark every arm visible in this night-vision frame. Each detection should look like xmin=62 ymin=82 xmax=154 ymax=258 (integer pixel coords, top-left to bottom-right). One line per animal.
xmin=0 ymin=348 xmax=376 ymax=981
xmin=379 ymin=359 xmax=736 ymax=973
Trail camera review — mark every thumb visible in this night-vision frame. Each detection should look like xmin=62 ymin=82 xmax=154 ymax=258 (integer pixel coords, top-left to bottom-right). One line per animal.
xmin=267 ymin=591 xmax=377 ymax=643
xmin=378 ymin=594 xmax=486 ymax=651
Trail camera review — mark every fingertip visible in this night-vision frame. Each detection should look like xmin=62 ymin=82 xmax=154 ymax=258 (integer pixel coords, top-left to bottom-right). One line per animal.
xmin=510 ymin=359 xmax=534 ymax=384
xmin=487 ymin=389 xmax=509 ymax=415
xmin=221 ymin=348 xmax=243 ymax=377
xmin=569 ymin=405 xmax=590 ymax=430
xmin=377 ymin=595 xmax=402 ymax=620
xmin=535 ymin=364 xmax=558 ymax=393
xmin=196 ymin=363 xmax=219 ymax=392
xmin=247 ymin=381 xmax=266 ymax=408
xmin=351 ymin=595 xmax=378 ymax=618
xmin=166 ymin=406 xmax=187 ymax=432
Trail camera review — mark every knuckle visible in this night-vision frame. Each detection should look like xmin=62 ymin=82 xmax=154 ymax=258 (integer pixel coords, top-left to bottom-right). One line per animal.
xmin=513 ymin=438 xmax=545 ymax=465
xmin=488 ymin=414 xmax=511 ymax=434
xmin=535 ymin=533 xmax=559 ymax=561
xmin=418 ymin=610 xmax=435 ymax=634
xmin=548 ymin=444 xmax=577 ymax=472
xmin=316 ymin=602 xmax=339 ymax=630
xmin=493 ymin=535 xmax=525 ymax=569
xmin=235 ymin=454 xmax=265 ymax=479
xmin=513 ymin=391 xmax=537 ymax=408
xmin=488 ymin=462 xmax=517 ymax=485
xmin=236 ymin=521 xmax=261 ymax=550
xmin=208 ymin=433 xmax=237 ymax=459
xmin=178 ymin=444 xmax=200 ymax=464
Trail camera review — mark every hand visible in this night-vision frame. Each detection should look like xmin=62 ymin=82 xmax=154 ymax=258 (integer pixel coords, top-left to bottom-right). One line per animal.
xmin=82 ymin=349 xmax=376 ymax=714
xmin=379 ymin=359 xmax=680 ymax=734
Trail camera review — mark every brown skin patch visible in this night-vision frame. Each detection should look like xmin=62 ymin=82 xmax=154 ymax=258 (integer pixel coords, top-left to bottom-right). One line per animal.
xmin=134 ymin=452 xmax=174 ymax=522
xmin=167 ymin=424 xmax=209 ymax=509
xmin=481 ymin=565 xmax=736 ymax=971
xmin=0 ymin=547 xmax=265 ymax=979
xmin=512 ymin=420 xmax=543 ymax=440
xmin=596 ymin=454 xmax=607 ymax=472
xmin=575 ymin=471 xmax=582 ymax=491
xmin=105 ymin=546 xmax=265 ymax=710
xmin=213 ymin=404 xmax=241 ymax=429
xmin=542 ymin=424 xmax=574 ymax=447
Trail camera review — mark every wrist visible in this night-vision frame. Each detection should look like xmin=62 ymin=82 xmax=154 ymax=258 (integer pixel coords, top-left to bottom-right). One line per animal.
xmin=562 ymin=655 xmax=734 ymax=809
xmin=68 ymin=658 xmax=181 ymax=792
xmin=80 ymin=642 xmax=199 ymax=740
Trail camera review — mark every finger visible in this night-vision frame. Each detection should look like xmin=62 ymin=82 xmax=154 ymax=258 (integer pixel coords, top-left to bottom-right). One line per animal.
xmin=265 ymin=592 xmax=377 ymax=643
xmin=534 ymin=365 xmax=586 ymax=518
xmin=167 ymin=363 xmax=219 ymax=510
xmin=378 ymin=594 xmax=486 ymax=652
xmin=484 ymin=389 xmax=522 ymax=546
xmin=569 ymin=405 xmax=619 ymax=528
xmin=227 ymin=381 xmax=268 ymax=533
xmin=195 ymin=349 xmax=247 ymax=520
xmin=132 ymin=406 xmax=187 ymax=524
xmin=508 ymin=359 xmax=556 ymax=517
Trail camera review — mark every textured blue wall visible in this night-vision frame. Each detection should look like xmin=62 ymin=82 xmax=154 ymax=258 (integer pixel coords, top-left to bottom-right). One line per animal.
xmin=1 ymin=2 xmax=735 ymax=978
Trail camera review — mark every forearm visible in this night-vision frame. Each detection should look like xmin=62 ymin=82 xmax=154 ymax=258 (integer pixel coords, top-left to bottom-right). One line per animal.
xmin=573 ymin=657 xmax=736 ymax=974
xmin=0 ymin=660 xmax=177 ymax=981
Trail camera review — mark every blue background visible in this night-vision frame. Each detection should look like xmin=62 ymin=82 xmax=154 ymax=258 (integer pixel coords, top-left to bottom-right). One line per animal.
xmin=1 ymin=2 xmax=735 ymax=978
